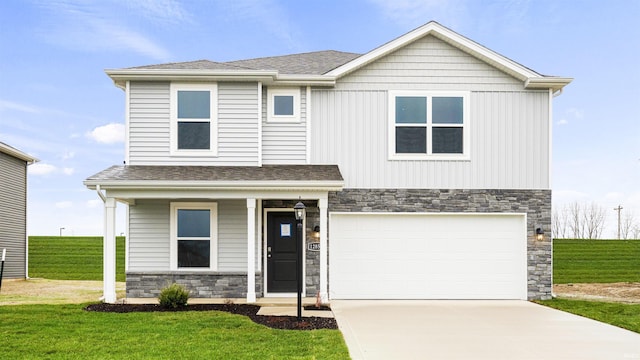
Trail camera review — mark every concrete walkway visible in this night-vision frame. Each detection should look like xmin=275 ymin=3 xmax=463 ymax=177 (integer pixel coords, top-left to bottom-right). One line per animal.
xmin=331 ymin=300 xmax=640 ymax=360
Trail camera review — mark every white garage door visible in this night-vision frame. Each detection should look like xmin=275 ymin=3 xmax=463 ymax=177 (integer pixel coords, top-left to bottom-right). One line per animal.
xmin=329 ymin=213 xmax=527 ymax=300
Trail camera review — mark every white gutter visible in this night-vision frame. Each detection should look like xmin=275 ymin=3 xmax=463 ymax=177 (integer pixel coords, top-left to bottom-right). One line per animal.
xmin=85 ymin=180 xmax=345 ymax=191
xmin=95 ymin=184 xmax=107 ymax=202
xmin=525 ymin=77 xmax=573 ymax=92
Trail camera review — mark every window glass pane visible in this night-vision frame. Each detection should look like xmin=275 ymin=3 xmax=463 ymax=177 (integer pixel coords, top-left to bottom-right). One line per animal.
xmin=396 ymin=97 xmax=427 ymax=124
xmin=274 ymin=95 xmax=294 ymax=115
xmin=396 ymin=127 xmax=426 ymax=153
xmin=433 ymin=97 xmax=463 ymax=124
xmin=432 ymin=127 xmax=463 ymax=154
xmin=178 ymin=240 xmax=210 ymax=268
xmin=177 ymin=209 xmax=210 ymax=237
xmin=178 ymin=91 xmax=210 ymax=119
xmin=178 ymin=122 xmax=210 ymax=149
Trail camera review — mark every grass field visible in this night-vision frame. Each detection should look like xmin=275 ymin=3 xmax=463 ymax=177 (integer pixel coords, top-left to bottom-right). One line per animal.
xmin=0 ymin=303 xmax=350 ymax=359
xmin=553 ymin=239 xmax=640 ymax=284
xmin=537 ymin=299 xmax=640 ymax=334
xmin=29 ymin=236 xmax=126 ymax=282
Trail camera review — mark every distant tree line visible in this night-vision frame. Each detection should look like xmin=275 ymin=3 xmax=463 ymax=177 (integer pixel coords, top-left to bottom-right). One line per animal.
xmin=553 ymin=201 xmax=640 ymax=239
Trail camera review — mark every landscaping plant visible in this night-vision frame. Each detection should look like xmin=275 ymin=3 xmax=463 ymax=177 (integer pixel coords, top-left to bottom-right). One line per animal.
xmin=158 ymin=283 xmax=190 ymax=308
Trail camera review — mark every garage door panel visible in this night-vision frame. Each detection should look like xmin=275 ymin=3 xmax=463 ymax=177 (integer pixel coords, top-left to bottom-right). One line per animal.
xmin=329 ymin=213 xmax=527 ymax=300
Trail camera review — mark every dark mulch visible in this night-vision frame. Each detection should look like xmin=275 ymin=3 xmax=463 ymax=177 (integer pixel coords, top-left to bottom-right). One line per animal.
xmin=85 ymin=303 xmax=338 ymax=330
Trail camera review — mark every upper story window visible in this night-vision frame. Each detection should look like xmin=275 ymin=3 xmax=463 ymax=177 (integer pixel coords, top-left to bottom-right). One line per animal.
xmin=170 ymin=202 xmax=218 ymax=271
xmin=267 ymin=87 xmax=300 ymax=122
xmin=170 ymin=83 xmax=218 ymax=156
xmin=388 ymin=91 xmax=469 ymax=160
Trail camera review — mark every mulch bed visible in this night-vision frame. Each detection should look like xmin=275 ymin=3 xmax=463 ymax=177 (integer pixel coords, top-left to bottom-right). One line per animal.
xmin=85 ymin=303 xmax=338 ymax=330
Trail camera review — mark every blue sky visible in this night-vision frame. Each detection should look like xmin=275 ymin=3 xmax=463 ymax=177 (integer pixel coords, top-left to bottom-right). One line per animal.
xmin=1 ymin=0 xmax=638 ymax=237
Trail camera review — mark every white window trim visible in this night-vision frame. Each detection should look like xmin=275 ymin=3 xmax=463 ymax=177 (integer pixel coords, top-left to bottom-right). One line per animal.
xmin=170 ymin=83 xmax=218 ymax=157
xmin=170 ymin=202 xmax=218 ymax=271
xmin=267 ymin=87 xmax=300 ymax=123
xmin=388 ymin=90 xmax=470 ymax=161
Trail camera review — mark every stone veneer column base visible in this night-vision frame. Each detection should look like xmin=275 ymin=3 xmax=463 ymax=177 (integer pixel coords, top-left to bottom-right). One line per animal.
xmin=126 ymin=272 xmax=263 ymax=299
xmin=328 ymin=189 xmax=552 ymax=300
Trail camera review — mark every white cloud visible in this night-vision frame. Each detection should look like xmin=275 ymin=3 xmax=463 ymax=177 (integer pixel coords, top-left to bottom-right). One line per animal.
xmin=557 ymin=119 xmax=568 ymax=125
xmin=0 ymin=99 xmax=41 ymax=113
xmin=29 ymin=163 xmax=57 ymax=176
xmin=55 ymin=201 xmax=73 ymax=209
xmin=121 ymin=0 xmax=192 ymax=24
xmin=366 ymin=0 xmax=468 ymax=28
xmin=62 ymin=151 xmax=75 ymax=160
xmin=36 ymin=0 xmax=172 ymax=61
xmin=87 ymin=199 xmax=103 ymax=208
xmin=63 ymin=167 xmax=75 ymax=175
xmin=565 ymin=107 xmax=584 ymax=120
xmin=86 ymin=123 xmax=125 ymax=144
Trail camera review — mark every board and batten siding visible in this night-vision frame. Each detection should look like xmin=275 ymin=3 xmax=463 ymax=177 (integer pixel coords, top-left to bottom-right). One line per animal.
xmin=261 ymin=87 xmax=307 ymax=164
xmin=128 ymin=200 xmax=249 ymax=272
xmin=128 ymin=81 xmax=260 ymax=166
xmin=0 ymin=152 xmax=27 ymax=278
xmin=311 ymin=91 xmax=550 ymax=190
xmin=311 ymin=33 xmax=551 ymax=189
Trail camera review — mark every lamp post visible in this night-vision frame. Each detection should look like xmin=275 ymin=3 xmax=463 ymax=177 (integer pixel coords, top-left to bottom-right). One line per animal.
xmin=294 ymin=200 xmax=306 ymax=321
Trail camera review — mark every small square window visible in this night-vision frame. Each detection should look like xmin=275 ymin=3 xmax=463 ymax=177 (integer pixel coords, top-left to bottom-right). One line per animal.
xmin=274 ymin=95 xmax=294 ymax=116
xmin=268 ymin=88 xmax=300 ymax=122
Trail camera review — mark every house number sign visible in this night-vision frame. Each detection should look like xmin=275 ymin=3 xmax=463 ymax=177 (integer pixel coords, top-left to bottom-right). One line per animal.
xmin=307 ymin=242 xmax=320 ymax=251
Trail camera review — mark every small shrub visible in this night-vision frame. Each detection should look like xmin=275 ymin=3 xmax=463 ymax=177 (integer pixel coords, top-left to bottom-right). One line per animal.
xmin=158 ymin=283 xmax=190 ymax=308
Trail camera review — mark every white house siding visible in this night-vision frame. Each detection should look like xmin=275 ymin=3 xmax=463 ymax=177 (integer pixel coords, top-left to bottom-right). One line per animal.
xmin=311 ymin=34 xmax=550 ymax=190
xmin=128 ymin=200 xmax=170 ymax=271
xmin=261 ymin=86 xmax=307 ymax=164
xmin=0 ymin=152 xmax=27 ymax=278
xmin=127 ymin=199 xmax=248 ymax=272
xmin=334 ymin=35 xmax=524 ymax=92
xmin=128 ymin=81 xmax=260 ymax=166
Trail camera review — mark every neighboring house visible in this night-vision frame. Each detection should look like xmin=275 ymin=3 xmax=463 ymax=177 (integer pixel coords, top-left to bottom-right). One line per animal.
xmin=0 ymin=142 xmax=38 ymax=279
xmin=85 ymin=21 xmax=571 ymax=303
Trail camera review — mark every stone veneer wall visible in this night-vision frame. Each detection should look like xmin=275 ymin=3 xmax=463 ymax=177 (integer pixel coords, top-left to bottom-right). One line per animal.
xmin=328 ymin=189 xmax=552 ymax=300
xmin=126 ymin=272 xmax=263 ymax=298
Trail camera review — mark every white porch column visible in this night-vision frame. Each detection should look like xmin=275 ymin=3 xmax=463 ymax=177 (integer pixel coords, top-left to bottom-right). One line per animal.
xmin=103 ymin=197 xmax=117 ymax=303
xmin=246 ymin=198 xmax=257 ymax=303
xmin=319 ymin=197 xmax=329 ymax=303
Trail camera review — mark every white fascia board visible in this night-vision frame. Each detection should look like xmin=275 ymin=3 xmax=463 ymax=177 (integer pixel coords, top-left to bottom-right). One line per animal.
xmin=267 ymin=74 xmax=336 ymax=86
xmin=0 ymin=143 xmax=39 ymax=163
xmin=84 ymin=180 xmax=344 ymax=191
xmin=326 ymin=21 xmax=542 ymax=81
xmin=106 ymin=69 xmax=279 ymax=88
xmin=525 ymin=77 xmax=573 ymax=91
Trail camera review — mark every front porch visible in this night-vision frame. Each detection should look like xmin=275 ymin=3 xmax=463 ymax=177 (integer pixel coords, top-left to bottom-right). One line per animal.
xmin=84 ymin=165 xmax=343 ymax=304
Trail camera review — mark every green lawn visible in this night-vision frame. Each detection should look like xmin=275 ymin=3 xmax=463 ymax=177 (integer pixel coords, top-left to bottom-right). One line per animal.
xmin=537 ymin=299 xmax=640 ymax=334
xmin=0 ymin=304 xmax=349 ymax=359
xmin=29 ymin=236 xmax=126 ymax=282
xmin=553 ymin=239 xmax=640 ymax=283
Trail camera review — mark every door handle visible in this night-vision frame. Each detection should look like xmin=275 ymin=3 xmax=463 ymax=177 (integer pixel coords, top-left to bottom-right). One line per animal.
xmin=267 ymin=246 xmax=272 ymax=258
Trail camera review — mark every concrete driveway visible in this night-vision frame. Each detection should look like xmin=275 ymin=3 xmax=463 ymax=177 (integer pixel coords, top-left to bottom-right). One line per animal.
xmin=331 ymin=300 xmax=640 ymax=360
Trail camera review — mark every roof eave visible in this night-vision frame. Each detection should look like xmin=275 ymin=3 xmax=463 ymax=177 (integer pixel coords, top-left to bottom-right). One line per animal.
xmin=105 ymin=69 xmax=337 ymax=88
xmin=525 ymin=77 xmax=574 ymax=92
xmin=84 ymin=179 xmax=345 ymax=191
xmin=0 ymin=143 xmax=39 ymax=164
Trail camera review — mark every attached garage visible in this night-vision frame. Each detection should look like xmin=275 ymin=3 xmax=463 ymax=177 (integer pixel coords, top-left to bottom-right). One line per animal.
xmin=329 ymin=213 xmax=527 ymax=300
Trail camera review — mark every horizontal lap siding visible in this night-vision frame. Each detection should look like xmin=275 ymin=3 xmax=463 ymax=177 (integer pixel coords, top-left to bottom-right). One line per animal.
xmin=128 ymin=82 xmax=259 ymax=165
xmin=128 ymin=200 xmax=248 ymax=272
xmin=311 ymin=34 xmax=550 ymax=189
xmin=0 ymin=153 xmax=27 ymax=278
xmin=262 ymin=87 xmax=307 ymax=164
xmin=128 ymin=200 xmax=170 ymax=271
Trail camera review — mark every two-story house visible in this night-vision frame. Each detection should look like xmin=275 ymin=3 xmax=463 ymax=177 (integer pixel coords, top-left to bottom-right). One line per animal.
xmin=85 ymin=21 xmax=571 ymax=304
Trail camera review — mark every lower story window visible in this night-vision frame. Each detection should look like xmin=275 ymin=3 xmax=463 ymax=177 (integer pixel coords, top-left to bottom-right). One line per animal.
xmin=170 ymin=203 xmax=217 ymax=270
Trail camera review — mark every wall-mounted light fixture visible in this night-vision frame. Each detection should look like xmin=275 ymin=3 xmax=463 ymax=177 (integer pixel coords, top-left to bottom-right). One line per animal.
xmin=313 ymin=225 xmax=320 ymax=239
xmin=535 ymin=227 xmax=544 ymax=241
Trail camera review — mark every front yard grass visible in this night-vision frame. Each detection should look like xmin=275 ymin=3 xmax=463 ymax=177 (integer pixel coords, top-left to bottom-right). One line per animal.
xmin=29 ymin=236 xmax=126 ymax=282
xmin=0 ymin=303 xmax=350 ymax=359
xmin=536 ymin=298 xmax=640 ymax=334
xmin=553 ymin=239 xmax=640 ymax=283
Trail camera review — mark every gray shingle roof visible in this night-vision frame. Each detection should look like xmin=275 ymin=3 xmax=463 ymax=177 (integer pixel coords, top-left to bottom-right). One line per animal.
xmin=126 ymin=51 xmax=361 ymax=75
xmin=86 ymin=165 xmax=343 ymax=183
